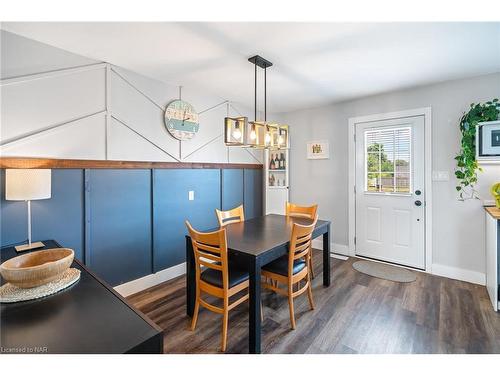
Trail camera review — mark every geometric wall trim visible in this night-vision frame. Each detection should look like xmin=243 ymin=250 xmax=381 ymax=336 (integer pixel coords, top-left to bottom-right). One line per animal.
xmin=1 ymin=40 xmax=263 ymax=165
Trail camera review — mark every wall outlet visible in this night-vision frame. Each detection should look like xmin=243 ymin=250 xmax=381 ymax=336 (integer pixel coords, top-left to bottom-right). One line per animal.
xmin=188 ymin=191 xmax=195 ymax=201
xmin=432 ymin=171 xmax=450 ymax=181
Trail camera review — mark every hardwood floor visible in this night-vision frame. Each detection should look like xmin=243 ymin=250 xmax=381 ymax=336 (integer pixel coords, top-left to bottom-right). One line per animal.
xmin=127 ymin=250 xmax=500 ymax=354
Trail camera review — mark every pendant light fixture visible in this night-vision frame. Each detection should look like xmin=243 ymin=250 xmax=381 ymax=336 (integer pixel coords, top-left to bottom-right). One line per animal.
xmin=224 ymin=55 xmax=288 ymax=150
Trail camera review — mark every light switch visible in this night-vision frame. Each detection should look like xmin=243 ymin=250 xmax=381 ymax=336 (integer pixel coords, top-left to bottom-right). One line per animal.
xmin=432 ymin=171 xmax=450 ymax=181
xmin=188 ymin=190 xmax=195 ymax=201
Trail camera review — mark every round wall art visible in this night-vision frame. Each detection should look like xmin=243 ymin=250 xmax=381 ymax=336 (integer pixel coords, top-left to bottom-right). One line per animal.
xmin=164 ymin=99 xmax=200 ymax=141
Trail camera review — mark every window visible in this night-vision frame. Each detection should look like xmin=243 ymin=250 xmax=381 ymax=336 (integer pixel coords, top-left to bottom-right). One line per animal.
xmin=365 ymin=127 xmax=411 ymax=193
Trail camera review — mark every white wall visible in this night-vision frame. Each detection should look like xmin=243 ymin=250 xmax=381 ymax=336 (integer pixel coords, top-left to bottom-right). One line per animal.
xmin=276 ymin=73 xmax=500 ymax=283
xmin=0 ymin=30 xmax=263 ymax=164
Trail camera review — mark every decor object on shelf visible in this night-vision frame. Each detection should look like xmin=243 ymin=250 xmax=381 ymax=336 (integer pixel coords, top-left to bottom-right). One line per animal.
xmin=491 ymin=182 xmax=500 ymax=208
xmin=267 ymin=149 xmax=288 ymax=191
xmin=477 ymin=120 xmax=500 ymax=162
xmin=454 ymin=99 xmax=500 ymax=200
xmin=224 ymin=55 xmax=289 ymax=149
xmin=5 ymin=169 xmax=52 ymax=251
xmin=164 ymin=99 xmax=199 ymax=140
xmin=269 ymin=151 xmax=286 ymax=170
xmin=0 ymin=268 xmax=80 ymax=303
xmin=0 ymin=248 xmax=74 ymax=288
xmin=307 ymin=140 xmax=330 ymax=159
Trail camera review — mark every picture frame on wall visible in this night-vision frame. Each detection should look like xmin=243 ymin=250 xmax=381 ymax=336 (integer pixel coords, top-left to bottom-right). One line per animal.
xmin=307 ymin=140 xmax=330 ymax=159
xmin=476 ymin=120 xmax=500 ymax=162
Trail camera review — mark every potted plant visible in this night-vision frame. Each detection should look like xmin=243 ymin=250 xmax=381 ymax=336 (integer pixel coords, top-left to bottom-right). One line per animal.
xmin=455 ymin=99 xmax=500 ymax=200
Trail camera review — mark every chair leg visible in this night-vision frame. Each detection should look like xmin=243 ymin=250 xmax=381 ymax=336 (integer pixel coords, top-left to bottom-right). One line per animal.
xmin=288 ymin=285 xmax=296 ymax=330
xmin=221 ymin=302 xmax=229 ymax=352
xmin=307 ymin=275 xmax=315 ymax=311
xmin=191 ymin=293 xmax=200 ymax=331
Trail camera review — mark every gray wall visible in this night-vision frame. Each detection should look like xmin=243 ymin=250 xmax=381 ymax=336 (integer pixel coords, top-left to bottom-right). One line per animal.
xmin=276 ymin=73 xmax=500 ymax=279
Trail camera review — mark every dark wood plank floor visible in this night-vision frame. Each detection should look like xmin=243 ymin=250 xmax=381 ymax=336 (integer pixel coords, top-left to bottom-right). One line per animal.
xmin=127 ymin=250 xmax=500 ymax=354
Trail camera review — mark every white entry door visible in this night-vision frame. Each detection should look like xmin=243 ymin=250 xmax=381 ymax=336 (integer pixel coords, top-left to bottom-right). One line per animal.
xmin=355 ymin=116 xmax=425 ymax=269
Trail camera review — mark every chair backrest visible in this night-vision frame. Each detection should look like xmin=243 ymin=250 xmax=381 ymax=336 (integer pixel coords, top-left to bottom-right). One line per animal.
xmin=185 ymin=221 xmax=229 ymax=289
xmin=288 ymin=216 xmax=318 ymax=275
xmin=285 ymin=202 xmax=318 ymax=219
xmin=215 ymin=204 xmax=245 ymax=227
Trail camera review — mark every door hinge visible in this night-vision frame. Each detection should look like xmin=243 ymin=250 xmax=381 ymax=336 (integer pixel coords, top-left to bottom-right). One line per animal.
xmin=354 ymin=185 xmax=356 ymax=194
xmin=353 ymin=133 xmax=356 ymax=142
xmin=354 ymin=236 xmax=356 ymax=245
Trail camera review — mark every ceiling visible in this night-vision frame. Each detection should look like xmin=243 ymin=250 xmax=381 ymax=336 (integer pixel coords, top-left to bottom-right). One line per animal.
xmin=2 ymin=22 xmax=500 ymax=112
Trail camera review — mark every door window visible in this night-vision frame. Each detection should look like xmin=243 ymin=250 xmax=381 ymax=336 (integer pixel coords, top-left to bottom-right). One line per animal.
xmin=365 ymin=127 xmax=411 ymax=194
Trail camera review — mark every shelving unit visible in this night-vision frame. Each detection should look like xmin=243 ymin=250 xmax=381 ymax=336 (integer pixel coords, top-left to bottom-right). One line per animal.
xmin=265 ymin=149 xmax=289 ymax=214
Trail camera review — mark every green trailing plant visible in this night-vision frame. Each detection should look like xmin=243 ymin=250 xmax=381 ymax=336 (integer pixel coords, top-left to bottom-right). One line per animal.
xmin=455 ymin=99 xmax=500 ymax=200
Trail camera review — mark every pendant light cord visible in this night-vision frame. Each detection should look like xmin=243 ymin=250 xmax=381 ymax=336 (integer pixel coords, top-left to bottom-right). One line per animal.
xmin=254 ymin=63 xmax=257 ymax=121
xmin=264 ymin=67 xmax=267 ymax=122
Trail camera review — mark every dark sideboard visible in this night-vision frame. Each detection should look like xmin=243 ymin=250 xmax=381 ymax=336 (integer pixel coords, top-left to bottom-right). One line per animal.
xmin=0 ymin=240 xmax=163 ymax=354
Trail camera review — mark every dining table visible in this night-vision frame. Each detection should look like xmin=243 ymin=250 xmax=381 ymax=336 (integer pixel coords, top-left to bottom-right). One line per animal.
xmin=185 ymin=213 xmax=332 ymax=354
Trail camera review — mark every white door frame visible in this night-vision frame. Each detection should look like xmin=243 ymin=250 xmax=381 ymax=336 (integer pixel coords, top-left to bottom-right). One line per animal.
xmin=348 ymin=107 xmax=432 ymax=273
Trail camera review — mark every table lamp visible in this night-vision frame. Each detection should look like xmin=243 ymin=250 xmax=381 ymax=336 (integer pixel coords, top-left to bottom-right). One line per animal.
xmin=5 ymin=169 xmax=51 ymax=252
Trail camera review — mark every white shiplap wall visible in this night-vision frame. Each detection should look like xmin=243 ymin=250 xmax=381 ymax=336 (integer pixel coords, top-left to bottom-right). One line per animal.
xmin=0 ymin=30 xmax=263 ymax=165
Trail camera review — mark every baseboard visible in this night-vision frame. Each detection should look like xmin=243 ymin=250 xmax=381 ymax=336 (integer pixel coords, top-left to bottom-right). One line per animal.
xmin=312 ymin=239 xmax=350 ymax=256
xmin=431 ymin=263 xmax=485 ymax=285
xmin=114 ymin=262 xmax=186 ymax=297
xmin=330 ymin=253 xmax=349 ymax=261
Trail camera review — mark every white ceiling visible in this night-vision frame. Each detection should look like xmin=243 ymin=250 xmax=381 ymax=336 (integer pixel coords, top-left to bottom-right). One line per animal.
xmin=2 ymin=22 xmax=500 ymax=113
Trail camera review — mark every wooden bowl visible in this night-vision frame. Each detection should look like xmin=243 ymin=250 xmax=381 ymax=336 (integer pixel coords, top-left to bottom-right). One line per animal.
xmin=0 ymin=248 xmax=74 ymax=288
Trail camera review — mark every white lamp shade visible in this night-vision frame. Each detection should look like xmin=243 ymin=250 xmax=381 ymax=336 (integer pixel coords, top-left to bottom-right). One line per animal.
xmin=5 ymin=169 xmax=51 ymax=201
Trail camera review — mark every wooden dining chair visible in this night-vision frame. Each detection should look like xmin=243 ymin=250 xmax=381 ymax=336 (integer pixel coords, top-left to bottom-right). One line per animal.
xmin=285 ymin=202 xmax=318 ymax=278
xmin=261 ymin=216 xmax=317 ymax=330
xmin=215 ymin=204 xmax=245 ymax=227
xmin=185 ymin=221 xmax=249 ymax=352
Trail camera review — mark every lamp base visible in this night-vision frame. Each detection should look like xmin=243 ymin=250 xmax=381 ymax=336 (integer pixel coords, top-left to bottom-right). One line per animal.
xmin=15 ymin=241 xmax=45 ymax=252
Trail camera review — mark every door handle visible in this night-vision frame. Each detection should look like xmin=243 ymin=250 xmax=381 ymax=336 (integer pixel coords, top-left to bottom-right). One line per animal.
xmin=414 ymin=200 xmax=422 ymax=206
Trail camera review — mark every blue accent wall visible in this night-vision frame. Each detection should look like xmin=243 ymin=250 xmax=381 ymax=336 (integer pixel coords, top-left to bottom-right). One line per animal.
xmin=221 ymin=169 xmax=243 ymax=210
xmin=153 ymin=169 xmax=220 ymax=272
xmin=86 ymin=169 xmax=152 ymax=286
xmin=1 ymin=167 xmax=262 ymax=286
xmin=32 ymin=169 xmax=85 ymax=261
xmin=244 ymin=169 xmax=263 ymax=220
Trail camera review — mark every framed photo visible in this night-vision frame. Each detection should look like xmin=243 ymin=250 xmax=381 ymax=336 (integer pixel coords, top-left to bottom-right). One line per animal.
xmin=307 ymin=140 xmax=329 ymax=159
xmin=476 ymin=120 xmax=500 ymax=162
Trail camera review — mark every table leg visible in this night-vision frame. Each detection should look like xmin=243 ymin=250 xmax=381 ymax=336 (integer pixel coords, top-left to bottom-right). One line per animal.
xmin=248 ymin=257 xmax=262 ymax=354
xmin=186 ymin=236 xmax=195 ymax=317
xmin=323 ymin=224 xmax=331 ymax=287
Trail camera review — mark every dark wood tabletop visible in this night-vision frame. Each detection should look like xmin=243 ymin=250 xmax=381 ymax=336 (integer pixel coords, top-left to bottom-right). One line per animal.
xmin=186 ymin=214 xmax=332 ymax=354
xmin=220 ymin=214 xmax=330 ymax=257
xmin=1 ymin=240 xmax=163 ymax=354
